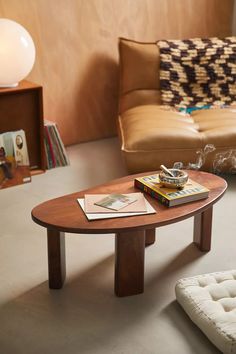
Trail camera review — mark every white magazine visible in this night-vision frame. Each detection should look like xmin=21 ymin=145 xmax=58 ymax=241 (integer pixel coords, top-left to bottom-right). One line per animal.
xmin=77 ymin=197 xmax=156 ymax=220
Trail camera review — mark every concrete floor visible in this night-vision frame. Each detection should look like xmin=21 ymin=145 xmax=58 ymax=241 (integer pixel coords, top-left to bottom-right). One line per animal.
xmin=0 ymin=137 xmax=235 ymax=354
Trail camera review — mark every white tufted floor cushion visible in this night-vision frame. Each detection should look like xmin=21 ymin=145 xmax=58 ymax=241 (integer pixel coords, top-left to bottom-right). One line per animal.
xmin=175 ymin=270 xmax=236 ymax=354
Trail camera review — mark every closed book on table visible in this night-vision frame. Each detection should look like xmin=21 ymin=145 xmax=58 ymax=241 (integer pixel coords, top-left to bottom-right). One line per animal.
xmin=134 ymin=174 xmax=209 ymax=207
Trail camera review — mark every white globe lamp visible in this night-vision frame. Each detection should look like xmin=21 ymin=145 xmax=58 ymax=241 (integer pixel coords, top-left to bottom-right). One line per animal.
xmin=0 ymin=18 xmax=35 ymax=87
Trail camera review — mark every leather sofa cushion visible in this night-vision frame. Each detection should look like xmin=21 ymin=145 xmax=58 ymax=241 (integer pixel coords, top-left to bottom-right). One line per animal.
xmin=193 ymin=108 xmax=236 ymax=147
xmin=119 ymin=105 xmax=201 ymax=150
xmin=118 ymin=105 xmax=236 ymax=173
xmin=119 ymin=38 xmax=161 ymax=113
xmin=120 ymin=90 xmax=161 ymax=113
xmin=119 ymin=105 xmax=236 ymax=150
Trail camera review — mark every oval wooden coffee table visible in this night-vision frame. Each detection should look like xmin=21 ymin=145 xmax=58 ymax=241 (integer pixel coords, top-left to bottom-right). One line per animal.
xmin=31 ymin=170 xmax=227 ymax=297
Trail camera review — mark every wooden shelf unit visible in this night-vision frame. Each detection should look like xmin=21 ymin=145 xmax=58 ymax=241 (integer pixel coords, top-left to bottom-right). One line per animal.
xmin=0 ymin=80 xmax=46 ymax=174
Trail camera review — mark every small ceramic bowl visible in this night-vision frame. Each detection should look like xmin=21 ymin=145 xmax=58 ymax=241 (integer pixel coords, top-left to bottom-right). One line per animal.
xmin=159 ymin=169 xmax=188 ymax=189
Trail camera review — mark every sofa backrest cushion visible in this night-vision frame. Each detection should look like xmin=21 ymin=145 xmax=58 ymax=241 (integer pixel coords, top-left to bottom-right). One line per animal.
xmin=119 ymin=38 xmax=161 ymax=114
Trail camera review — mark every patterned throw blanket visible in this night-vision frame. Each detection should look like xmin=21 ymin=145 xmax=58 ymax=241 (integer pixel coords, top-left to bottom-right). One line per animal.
xmin=158 ymin=37 xmax=236 ymax=108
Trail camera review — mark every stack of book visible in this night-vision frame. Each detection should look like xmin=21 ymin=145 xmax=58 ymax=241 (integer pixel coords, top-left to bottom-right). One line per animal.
xmin=77 ymin=193 xmax=156 ymax=220
xmin=134 ymin=174 xmax=209 ymax=207
xmin=44 ymin=121 xmax=70 ymax=169
xmin=0 ymin=129 xmax=31 ymax=189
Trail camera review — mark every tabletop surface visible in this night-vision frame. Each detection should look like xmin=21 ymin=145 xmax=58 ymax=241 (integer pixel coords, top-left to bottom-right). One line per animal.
xmin=31 ymin=170 xmax=227 ymax=234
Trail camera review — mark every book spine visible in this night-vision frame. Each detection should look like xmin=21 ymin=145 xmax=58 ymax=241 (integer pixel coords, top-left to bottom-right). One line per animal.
xmin=43 ymin=138 xmax=50 ymax=169
xmin=43 ymin=128 xmax=53 ymax=169
xmin=134 ymin=179 xmax=170 ymax=207
xmin=49 ymin=125 xmax=64 ymax=166
xmin=48 ymin=125 xmax=61 ymax=167
xmin=44 ymin=126 xmax=56 ymax=168
xmin=52 ymin=123 xmax=70 ymax=165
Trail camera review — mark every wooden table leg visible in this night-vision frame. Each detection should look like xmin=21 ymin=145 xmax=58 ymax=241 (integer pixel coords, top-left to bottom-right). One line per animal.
xmin=145 ymin=228 xmax=156 ymax=247
xmin=47 ymin=229 xmax=66 ymax=289
xmin=115 ymin=230 xmax=145 ymax=297
xmin=193 ymin=206 xmax=213 ymax=252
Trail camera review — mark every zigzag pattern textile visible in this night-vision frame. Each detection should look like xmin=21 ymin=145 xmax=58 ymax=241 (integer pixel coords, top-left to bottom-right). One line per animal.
xmin=158 ymin=37 xmax=236 ymax=108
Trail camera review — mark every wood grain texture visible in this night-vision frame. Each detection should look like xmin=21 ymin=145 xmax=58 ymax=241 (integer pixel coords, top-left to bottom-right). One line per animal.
xmin=194 ymin=207 xmax=213 ymax=252
xmin=31 ymin=170 xmax=227 ymax=234
xmin=47 ymin=229 xmax=66 ymax=289
xmin=0 ymin=0 xmax=233 ymax=145
xmin=115 ymin=230 xmax=145 ymax=297
xmin=0 ymin=80 xmax=45 ymax=171
xmin=145 ymin=228 xmax=156 ymax=247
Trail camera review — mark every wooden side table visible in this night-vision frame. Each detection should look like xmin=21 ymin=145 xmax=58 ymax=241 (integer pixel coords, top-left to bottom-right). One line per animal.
xmin=0 ymin=80 xmax=45 ymax=174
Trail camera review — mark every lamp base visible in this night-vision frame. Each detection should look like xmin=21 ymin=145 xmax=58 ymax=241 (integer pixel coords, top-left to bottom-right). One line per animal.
xmin=0 ymin=83 xmax=18 ymax=88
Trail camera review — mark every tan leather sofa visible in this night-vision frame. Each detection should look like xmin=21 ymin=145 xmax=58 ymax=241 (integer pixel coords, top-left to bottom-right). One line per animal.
xmin=118 ymin=38 xmax=236 ymax=174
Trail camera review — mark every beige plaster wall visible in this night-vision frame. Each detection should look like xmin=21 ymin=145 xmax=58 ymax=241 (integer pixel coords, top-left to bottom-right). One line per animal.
xmin=0 ymin=0 xmax=234 ymax=145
